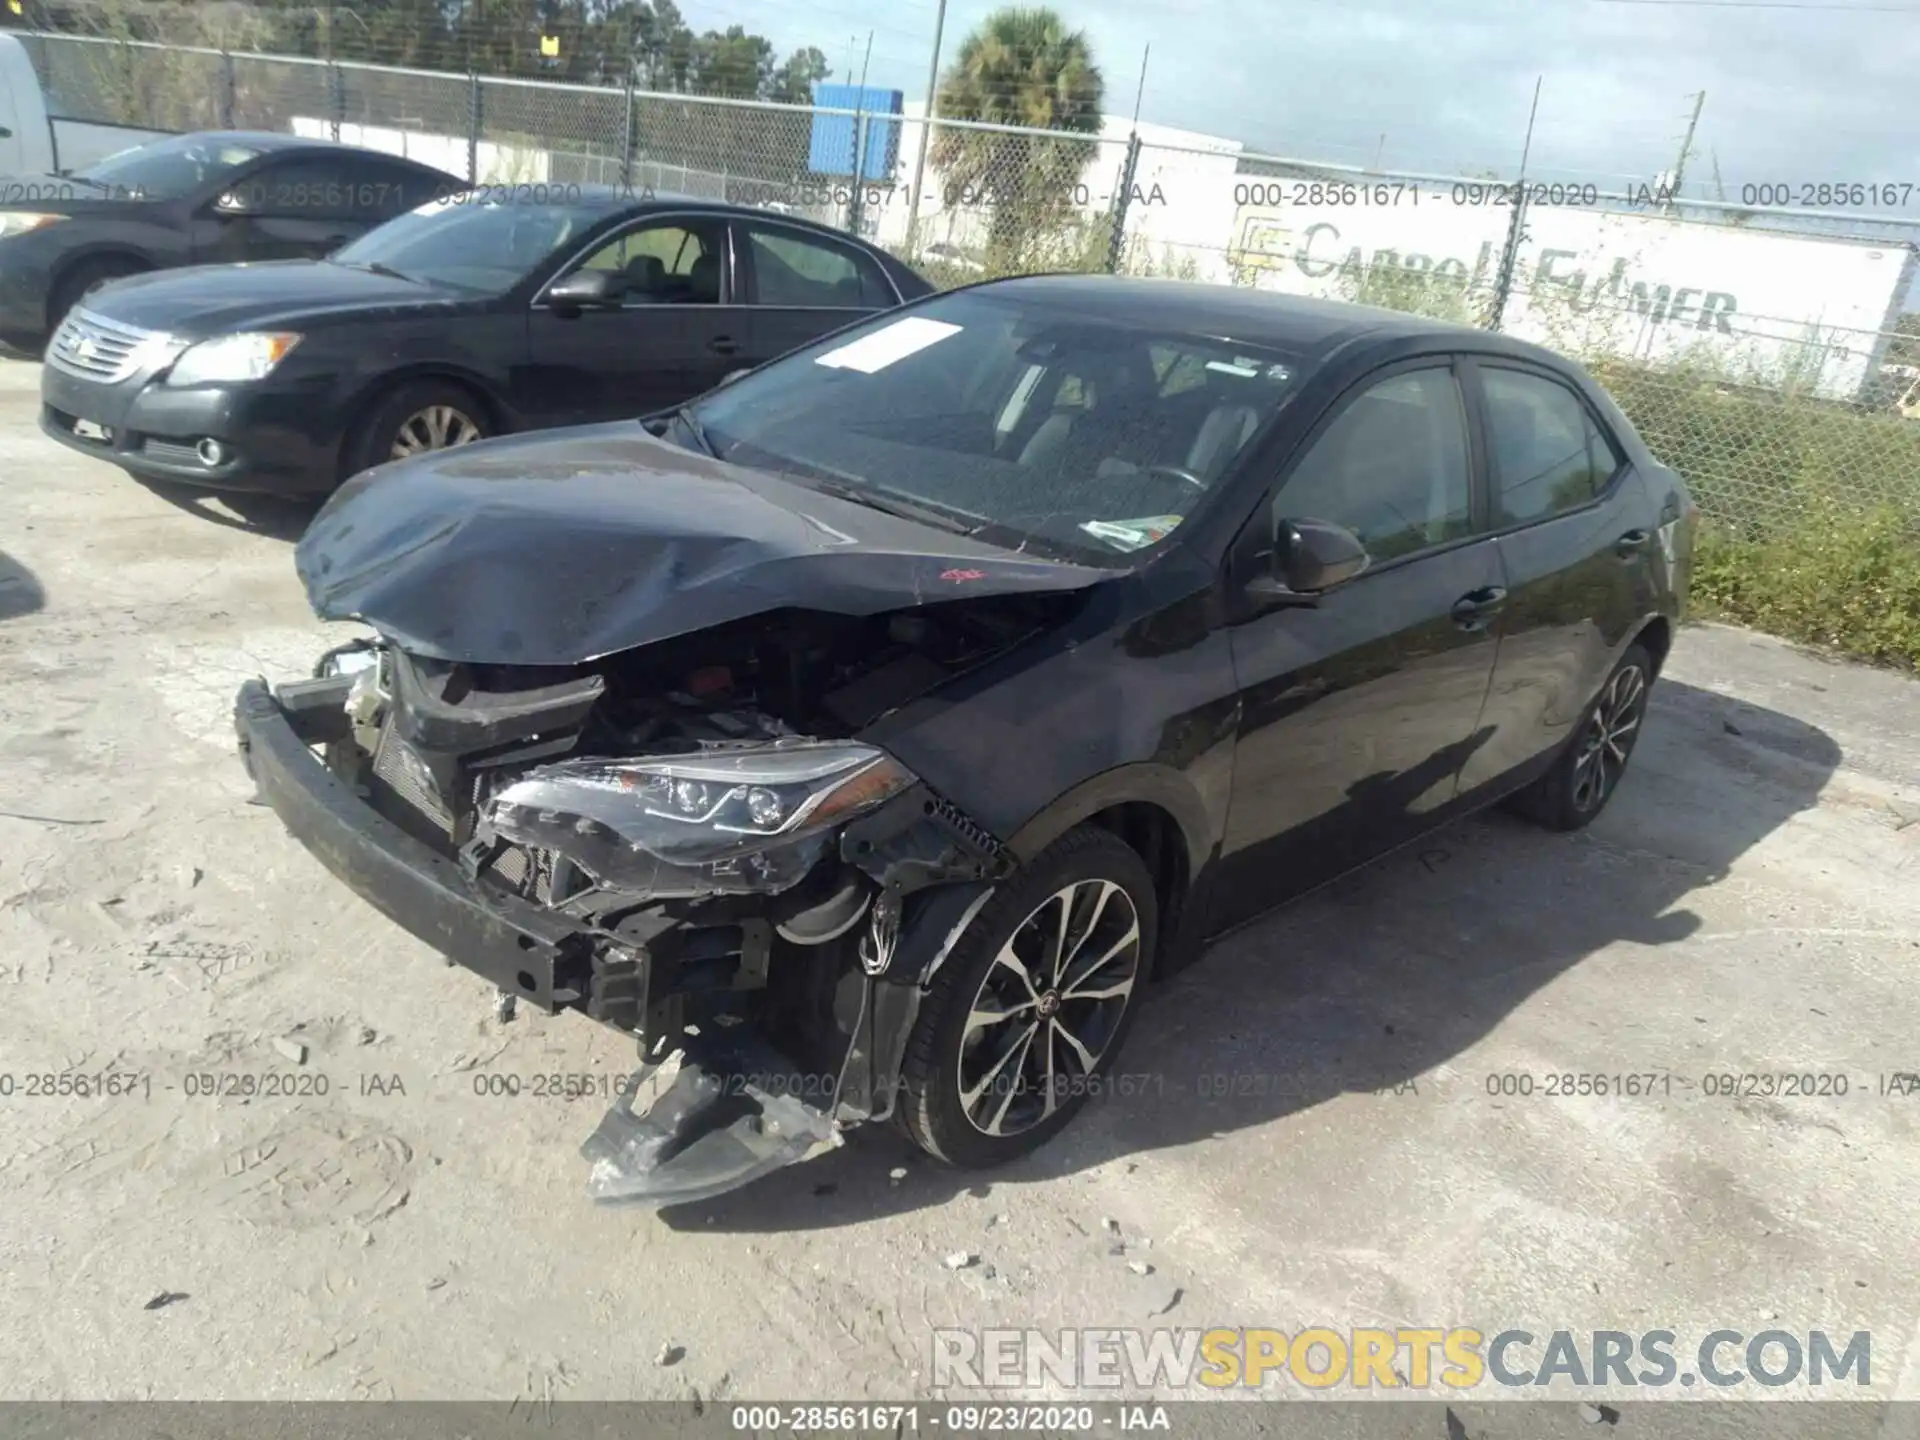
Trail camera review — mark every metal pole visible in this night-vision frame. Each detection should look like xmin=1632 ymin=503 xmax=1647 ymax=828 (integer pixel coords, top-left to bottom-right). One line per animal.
xmin=847 ymin=30 xmax=873 ymax=234
xmin=1106 ymin=131 xmax=1141 ymax=274
xmin=901 ymin=0 xmax=949 ymax=258
xmin=1486 ymin=75 xmax=1541 ymax=332
xmin=325 ymin=0 xmax=340 ymax=141
xmin=620 ymin=7 xmax=635 ymax=189
xmin=1668 ymin=90 xmax=1705 ymax=213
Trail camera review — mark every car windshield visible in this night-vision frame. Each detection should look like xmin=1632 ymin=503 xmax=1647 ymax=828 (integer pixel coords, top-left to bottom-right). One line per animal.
xmin=688 ymin=290 xmax=1304 ymax=564
xmin=73 ymin=135 xmax=266 ymax=200
xmin=331 ymin=195 xmax=608 ymax=295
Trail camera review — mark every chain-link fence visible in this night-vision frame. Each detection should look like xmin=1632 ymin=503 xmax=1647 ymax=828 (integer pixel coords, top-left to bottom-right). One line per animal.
xmin=18 ymin=30 xmax=1920 ymax=537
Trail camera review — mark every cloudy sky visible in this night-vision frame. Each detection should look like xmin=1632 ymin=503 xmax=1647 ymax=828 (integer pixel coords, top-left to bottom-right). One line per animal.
xmin=686 ymin=0 xmax=1920 ymax=202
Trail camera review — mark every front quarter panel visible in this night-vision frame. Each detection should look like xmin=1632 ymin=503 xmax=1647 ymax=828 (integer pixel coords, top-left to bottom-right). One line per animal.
xmin=865 ymin=563 xmax=1239 ymax=941
xmin=289 ymin=306 xmax=532 ymax=452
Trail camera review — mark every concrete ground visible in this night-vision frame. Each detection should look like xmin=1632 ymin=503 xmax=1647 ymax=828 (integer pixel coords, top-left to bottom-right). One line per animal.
xmin=2 ymin=352 xmax=1919 ymax=1410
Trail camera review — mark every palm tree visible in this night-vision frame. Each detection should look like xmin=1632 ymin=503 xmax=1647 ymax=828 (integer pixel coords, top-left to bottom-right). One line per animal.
xmin=929 ymin=7 xmax=1104 ymax=265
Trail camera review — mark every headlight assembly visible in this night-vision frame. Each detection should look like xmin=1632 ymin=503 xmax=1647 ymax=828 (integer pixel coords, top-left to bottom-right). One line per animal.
xmin=0 ymin=213 xmax=67 ymax=239
xmin=166 ymin=331 xmax=303 ymax=386
xmin=482 ymin=740 xmax=916 ymax=898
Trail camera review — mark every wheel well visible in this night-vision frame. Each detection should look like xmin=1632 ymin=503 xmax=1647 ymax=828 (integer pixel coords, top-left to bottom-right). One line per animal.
xmin=338 ymin=371 xmax=501 ymax=481
xmin=1083 ymin=801 xmax=1189 ymax=976
xmin=1634 ymin=616 xmax=1673 ymax=676
xmin=50 ymin=251 xmax=149 ymax=320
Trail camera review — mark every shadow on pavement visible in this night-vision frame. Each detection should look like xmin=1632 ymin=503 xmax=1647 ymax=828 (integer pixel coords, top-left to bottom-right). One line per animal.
xmin=0 ymin=551 xmax=46 ymax=621
xmin=660 ymin=676 xmax=1843 ymax=1230
xmin=138 ymin=478 xmax=321 ymax=542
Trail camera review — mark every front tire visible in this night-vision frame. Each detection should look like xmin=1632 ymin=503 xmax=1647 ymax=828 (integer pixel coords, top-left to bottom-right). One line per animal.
xmin=896 ymin=825 xmax=1158 ymax=1168
xmin=1506 ymin=642 xmax=1654 ymax=832
xmin=346 ymin=379 xmax=489 ymax=479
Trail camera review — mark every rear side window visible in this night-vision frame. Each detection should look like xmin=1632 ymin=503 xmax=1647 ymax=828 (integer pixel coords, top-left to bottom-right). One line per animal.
xmin=1481 ymin=367 xmax=1624 ymax=525
xmin=745 ymin=226 xmax=893 ymax=308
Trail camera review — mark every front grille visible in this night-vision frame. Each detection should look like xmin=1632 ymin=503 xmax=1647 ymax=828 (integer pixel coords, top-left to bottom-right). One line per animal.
xmin=46 ymin=308 xmax=170 ymax=383
xmin=142 ymin=438 xmax=202 ymax=466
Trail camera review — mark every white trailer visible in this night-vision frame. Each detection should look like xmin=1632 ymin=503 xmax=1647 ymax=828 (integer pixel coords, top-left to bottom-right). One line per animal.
xmin=0 ymin=33 xmax=170 ymax=177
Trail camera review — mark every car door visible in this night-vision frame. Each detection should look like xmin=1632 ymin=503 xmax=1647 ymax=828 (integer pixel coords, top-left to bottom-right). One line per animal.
xmin=735 ymin=219 xmax=900 ymax=369
xmin=1451 ymin=358 xmax=1660 ymax=796
xmin=1211 ymin=359 xmax=1507 ymax=933
xmin=523 ymin=212 xmax=741 ymax=425
xmin=191 ymin=156 xmax=387 ymax=264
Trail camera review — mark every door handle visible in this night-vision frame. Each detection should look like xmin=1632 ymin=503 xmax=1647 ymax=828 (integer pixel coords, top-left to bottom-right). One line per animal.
xmin=1615 ymin=528 xmax=1651 ymax=557
xmin=709 ymin=336 xmax=740 ymax=356
xmin=1451 ymin=585 xmax=1508 ymax=631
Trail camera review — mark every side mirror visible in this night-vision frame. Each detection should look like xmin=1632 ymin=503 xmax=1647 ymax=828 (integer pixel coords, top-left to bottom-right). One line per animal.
xmin=1248 ymin=517 xmax=1370 ymax=605
xmin=544 ymin=269 xmax=621 ymax=312
xmin=207 ymin=192 xmax=249 ymax=218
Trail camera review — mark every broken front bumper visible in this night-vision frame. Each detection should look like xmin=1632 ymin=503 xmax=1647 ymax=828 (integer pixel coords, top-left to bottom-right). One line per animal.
xmin=234 ymin=677 xmax=591 ymax=1011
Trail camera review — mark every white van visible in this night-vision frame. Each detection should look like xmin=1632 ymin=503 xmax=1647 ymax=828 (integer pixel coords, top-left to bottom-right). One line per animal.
xmin=0 ymin=32 xmax=168 ymax=175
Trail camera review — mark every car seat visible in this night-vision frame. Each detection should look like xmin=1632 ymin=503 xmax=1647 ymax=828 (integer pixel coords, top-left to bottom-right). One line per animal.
xmin=687 ymin=252 xmax=721 ymax=303
xmin=621 ymin=254 xmax=666 ymax=300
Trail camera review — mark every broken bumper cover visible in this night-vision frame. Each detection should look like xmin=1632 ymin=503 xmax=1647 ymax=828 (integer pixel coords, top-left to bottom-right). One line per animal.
xmin=233 ymin=677 xmax=589 ymax=1011
xmin=234 ymin=676 xmax=848 ymax=1204
xmin=583 ymin=1029 xmax=840 ymax=1207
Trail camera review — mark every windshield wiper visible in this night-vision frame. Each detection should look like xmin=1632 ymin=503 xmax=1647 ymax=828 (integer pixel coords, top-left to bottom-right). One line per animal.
xmin=339 ymin=259 xmax=413 ymax=282
xmin=671 ymin=405 xmax=717 ymax=458
xmin=806 ymin=477 xmax=980 ymax=535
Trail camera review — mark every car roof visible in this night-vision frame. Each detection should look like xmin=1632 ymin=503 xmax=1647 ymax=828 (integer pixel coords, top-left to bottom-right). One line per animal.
xmin=564 ymin=187 xmax=888 ymax=238
xmin=176 ymin=130 xmax=346 ymax=152
xmin=975 ymin=272 xmax=1524 ymax=362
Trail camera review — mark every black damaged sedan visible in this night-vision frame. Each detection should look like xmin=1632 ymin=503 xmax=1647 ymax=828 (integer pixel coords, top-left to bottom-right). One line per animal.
xmin=236 ymin=276 xmax=1696 ymax=1204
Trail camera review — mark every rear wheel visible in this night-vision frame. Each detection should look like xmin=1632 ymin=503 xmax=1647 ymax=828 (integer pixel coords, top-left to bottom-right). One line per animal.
xmin=1506 ymin=642 xmax=1654 ymax=832
xmin=346 ymin=379 xmax=490 ymax=478
xmin=895 ymin=825 xmax=1157 ymax=1168
xmin=50 ymin=256 xmax=146 ymax=333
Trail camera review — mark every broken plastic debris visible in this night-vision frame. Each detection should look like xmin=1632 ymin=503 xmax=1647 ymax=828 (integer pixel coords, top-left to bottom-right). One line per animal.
xmin=943 ymin=1252 xmax=978 ymax=1270
xmin=657 ymin=1343 xmax=686 ymax=1367
xmin=1127 ymin=1260 xmax=1154 ymax=1276
xmin=581 ymin=1044 xmax=840 ymax=1207
xmin=272 ymin=1037 xmax=308 ymax=1064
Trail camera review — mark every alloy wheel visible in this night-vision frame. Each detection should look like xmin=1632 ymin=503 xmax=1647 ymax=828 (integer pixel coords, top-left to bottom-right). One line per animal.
xmin=1571 ymin=662 xmax=1647 ymax=812
xmin=389 ymin=405 xmax=482 ymax=459
xmin=956 ymin=878 xmax=1142 ymax=1137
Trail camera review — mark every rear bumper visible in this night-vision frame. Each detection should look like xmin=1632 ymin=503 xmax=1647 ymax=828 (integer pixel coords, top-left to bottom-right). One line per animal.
xmin=233 ymin=676 xmax=591 ymax=1011
xmin=41 ymin=362 xmax=342 ymax=495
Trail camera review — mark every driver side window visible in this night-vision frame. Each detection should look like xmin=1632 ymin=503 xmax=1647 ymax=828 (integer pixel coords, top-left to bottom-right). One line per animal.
xmin=1274 ymin=366 xmax=1474 ymax=564
xmin=571 ymin=218 xmax=727 ymax=305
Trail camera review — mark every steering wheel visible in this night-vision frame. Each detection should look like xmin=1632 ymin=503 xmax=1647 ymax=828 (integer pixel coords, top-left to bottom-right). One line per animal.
xmin=1148 ymin=464 xmax=1208 ymax=490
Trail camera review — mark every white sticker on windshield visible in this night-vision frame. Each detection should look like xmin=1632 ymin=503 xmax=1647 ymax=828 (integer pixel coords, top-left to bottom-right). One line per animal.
xmin=1205 ymin=360 xmax=1261 ymax=378
xmin=1081 ymin=515 xmax=1183 ymax=552
xmin=815 ymin=317 xmax=963 ymax=373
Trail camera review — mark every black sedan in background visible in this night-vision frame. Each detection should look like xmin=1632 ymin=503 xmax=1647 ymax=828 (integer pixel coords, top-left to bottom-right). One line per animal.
xmin=38 ymin=189 xmax=932 ymax=496
xmin=236 ymin=278 xmax=1696 ymax=1200
xmin=0 ymin=130 xmax=460 ymax=351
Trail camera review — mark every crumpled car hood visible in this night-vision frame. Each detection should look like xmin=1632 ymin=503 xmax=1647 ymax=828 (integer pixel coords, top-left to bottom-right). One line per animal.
xmin=296 ymin=422 xmax=1112 ymax=664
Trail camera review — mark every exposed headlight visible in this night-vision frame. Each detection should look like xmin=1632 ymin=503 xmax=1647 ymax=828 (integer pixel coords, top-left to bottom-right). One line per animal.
xmin=166 ymin=331 xmax=303 ymax=386
xmin=483 ymin=740 xmax=916 ymax=898
xmin=0 ymin=213 xmax=67 ymax=239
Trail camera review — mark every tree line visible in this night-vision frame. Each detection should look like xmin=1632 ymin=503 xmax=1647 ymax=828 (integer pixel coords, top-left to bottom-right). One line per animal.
xmin=4 ymin=0 xmax=832 ymax=102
